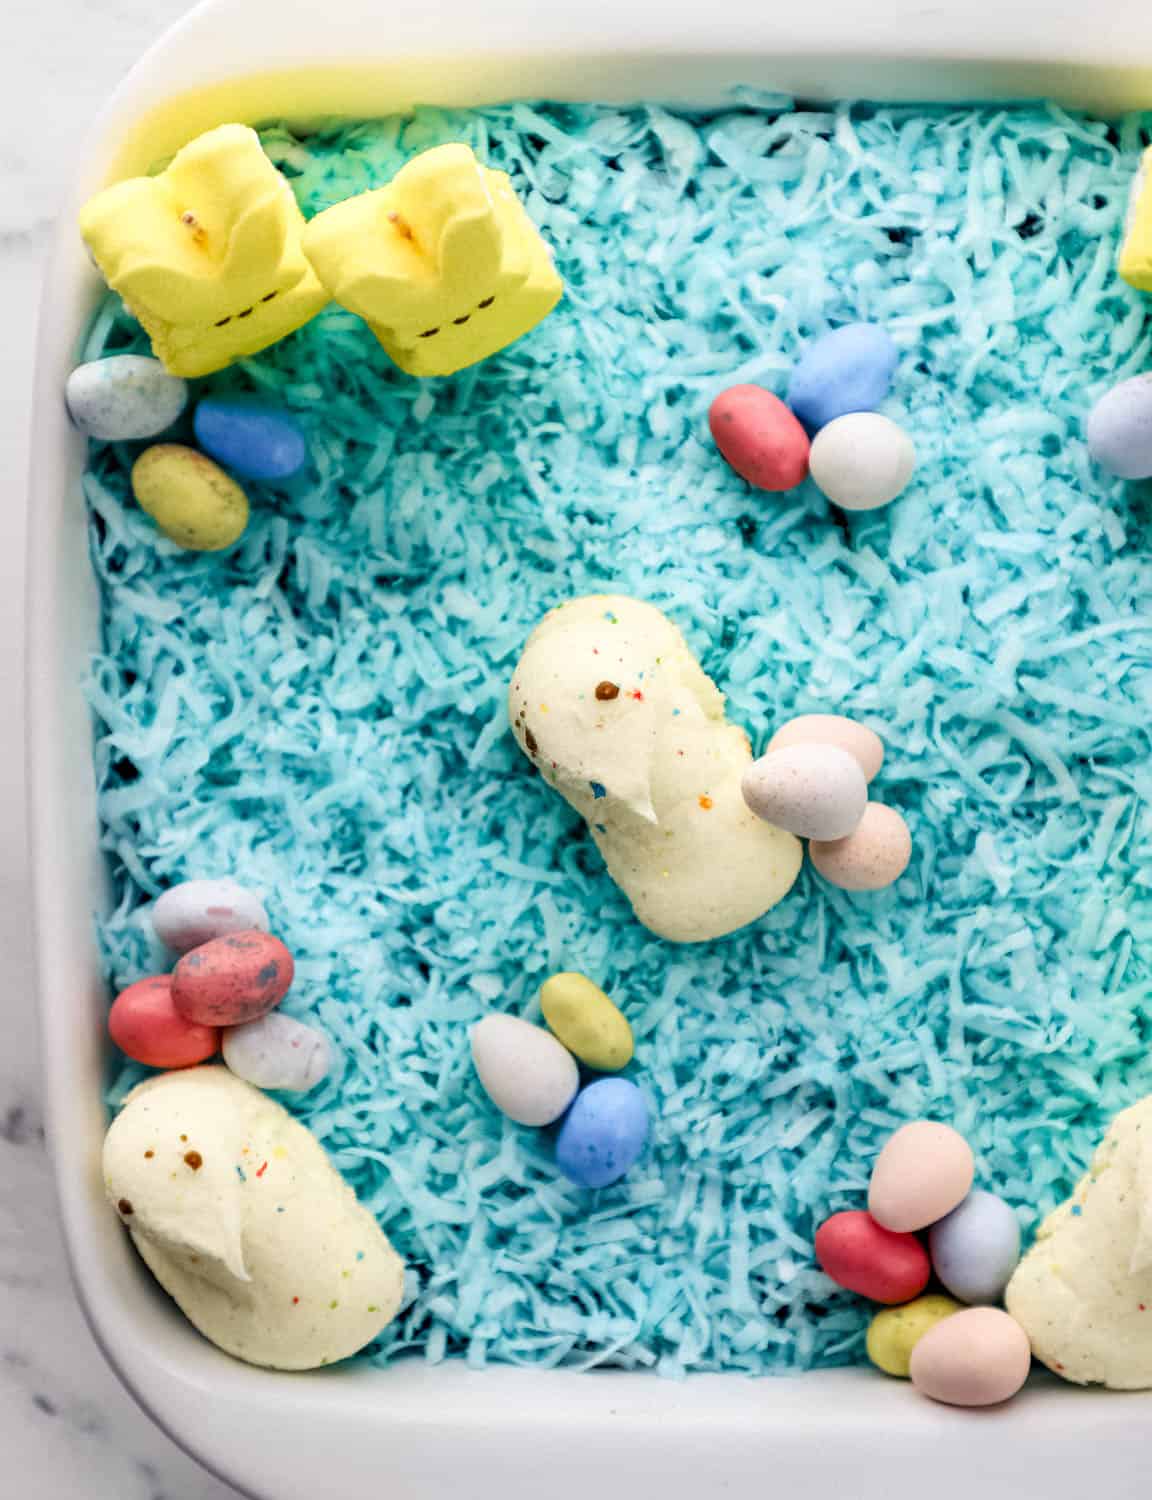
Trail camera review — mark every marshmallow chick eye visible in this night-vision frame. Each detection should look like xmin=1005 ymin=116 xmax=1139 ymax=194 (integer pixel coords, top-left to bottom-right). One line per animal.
xmin=102 ymin=1066 xmax=404 ymax=1371
xmin=508 ymin=594 xmax=802 ymax=943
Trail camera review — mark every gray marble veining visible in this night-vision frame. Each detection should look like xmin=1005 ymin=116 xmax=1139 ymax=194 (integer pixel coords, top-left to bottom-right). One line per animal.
xmin=4 ymin=0 xmax=242 ymax=1493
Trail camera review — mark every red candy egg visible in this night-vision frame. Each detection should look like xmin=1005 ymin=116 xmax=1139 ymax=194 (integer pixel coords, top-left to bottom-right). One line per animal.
xmin=109 ymin=974 xmax=219 ymax=1068
xmin=815 ymin=1209 xmax=930 ymax=1304
xmin=171 ymin=930 xmax=294 ymax=1027
xmin=709 ymin=384 xmax=810 ymax=491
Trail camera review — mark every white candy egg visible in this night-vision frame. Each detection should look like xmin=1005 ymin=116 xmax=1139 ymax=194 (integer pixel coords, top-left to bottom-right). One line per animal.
xmin=66 ymin=355 xmax=188 ymax=441
xmin=152 ymin=878 xmax=269 ymax=954
xmin=471 ymin=1014 xmax=579 ymax=1126
xmin=222 ymin=1012 xmax=333 ymax=1092
xmin=741 ymin=744 xmax=868 ymax=840
xmin=809 ymin=412 xmax=915 ymax=512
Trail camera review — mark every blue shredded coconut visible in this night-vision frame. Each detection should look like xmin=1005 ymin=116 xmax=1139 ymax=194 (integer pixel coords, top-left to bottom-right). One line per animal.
xmin=86 ymin=97 xmax=1152 ymax=1377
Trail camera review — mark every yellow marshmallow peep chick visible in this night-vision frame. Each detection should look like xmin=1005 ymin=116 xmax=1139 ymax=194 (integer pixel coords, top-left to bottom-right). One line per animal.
xmin=1120 ymin=145 xmax=1152 ymax=290
xmin=303 ymin=142 xmax=562 ymax=377
xmin=80 ymin=124 xmax=329 ymax=378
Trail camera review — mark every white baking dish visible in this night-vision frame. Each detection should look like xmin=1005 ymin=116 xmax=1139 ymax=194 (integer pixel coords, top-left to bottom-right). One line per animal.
xmin=28 ymin=1 xmax=1152 ymax=1495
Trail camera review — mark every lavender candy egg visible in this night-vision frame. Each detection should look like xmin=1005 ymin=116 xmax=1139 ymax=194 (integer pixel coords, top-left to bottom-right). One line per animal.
xmin=66 ymin=355 xmax=188 ymax=441
xmin=152 ymin=878 xmax=269 ymax=954
xmin=555 ymin=1078 xmax=650 ymax=1189
xmin=222 ymin=1012 xmax=333 ymax=1092
xmin=1086 ymin=374 xmax=1152 ymax=479
xmin=929 ymin=1189 xmax=1021 ymax=1305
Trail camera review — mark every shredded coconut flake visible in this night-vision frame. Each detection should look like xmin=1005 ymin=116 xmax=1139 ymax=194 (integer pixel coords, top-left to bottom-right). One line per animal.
xmin=91 ymin=98 xmax=1152 ymax=1376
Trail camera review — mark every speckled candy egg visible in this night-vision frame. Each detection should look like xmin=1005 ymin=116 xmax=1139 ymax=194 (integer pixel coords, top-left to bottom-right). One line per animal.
xmin=108 ymin=974 xmax=219 ymax=1068
xmin=808 ymin=412 xmax=915 ymax=512
xmin=787 ymin=323 xmax=899 ymax=431
xmin=709 ymin=384 xmax=810 ymax=491
xmin=540 ymin=972 xmax=633 ymax=1072
xmin=869 ymin=1120 xmax=975 ymax=1233
xmin=152 ymin=878 xmax=269 ymax=954
xmin=470 ymin=1014 xmax=579 ymax=1126
xmin=814 ymin=1210 xmax=930 ymax=1304
xmin=809 ymin=802 xmax=911 ymax=891
xmin=555 ymin=1078 xmax=650 ymax=1189
xmin=223 ymin=1012 xmax=332 ymax=1092
xmin=929 ymin=1190 xmax=1021 ymax=1305
xmin=767 ymin=713 xmax=884 ymax=783
xmin=66 ymin=355 xmax=188 ymax=441
xmin=171 ymin=931 xmax=294 ymax=1027
xmin=909 ymin=1307 xmax=1032 ymax=1407
xmin=741 ymin=743 xmax=867 ymax=840
xmin=1087 ymin=374 xmax=1152 ymax=479
xmin=867 ymin=1294 xmax=964 ymax=1378
xmin=193 ymin=397 xmax=308 ymax=482
xmin=131 ymin=444 xmax=249 ymax=551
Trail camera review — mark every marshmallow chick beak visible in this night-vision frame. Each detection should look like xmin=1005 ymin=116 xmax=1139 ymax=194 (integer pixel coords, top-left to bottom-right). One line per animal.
xmin=103 ymin=1066 xmax=404 ymax=1371
xmin=1006 ymin=1093 xmax=1152 ymax=1388
xmin=105 ymin=1080 xmax=249 ymax=1285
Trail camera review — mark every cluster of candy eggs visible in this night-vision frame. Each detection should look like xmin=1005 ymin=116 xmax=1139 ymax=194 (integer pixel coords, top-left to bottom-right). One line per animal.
xmin=816 ymin=1121 xmax=1029 ymax=1407
xmin=742 ymin=713 xmax=910 ymax=892
xmin=709 ymin=323 xmax=915 ymax=512
xmin=108 ymin=877 xmax=332 ymax=1093
xmin=65 ymin=353 xmax=307 ymax=552
xmin=471 ymin=973 xmax=649 ymax=1189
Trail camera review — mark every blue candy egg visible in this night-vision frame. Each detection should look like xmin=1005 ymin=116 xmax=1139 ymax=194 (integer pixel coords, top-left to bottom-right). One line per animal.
xmin=787 ymin=323 xmax=898 ymax=432
xmin=1086 ymin=374 xmax=1152 ymax=479
xmin=928 ymin=1189 xmax=1021 ymax=1305
xmin=555 ymin=1078 xmax=649 ymax=1189
xmin=193 ymin=397 xmax=308 ymax=482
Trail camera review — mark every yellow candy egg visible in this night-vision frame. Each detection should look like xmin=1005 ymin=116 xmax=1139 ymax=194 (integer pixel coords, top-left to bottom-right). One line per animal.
xmin=540 ymin=972 xmax=633 ymax=1072
xmin=131 ymin=444 xmax=249 ymax=551
xmin=867 ymin=1295 xmax=964 ymax=1378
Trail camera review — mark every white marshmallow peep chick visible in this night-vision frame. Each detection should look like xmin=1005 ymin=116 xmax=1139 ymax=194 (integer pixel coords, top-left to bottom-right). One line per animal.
xmin=103 ymin=1066 xmax=404 ymax=1370
xmin=1006 ymin=1093 xmax=1152 ymax=1388
xmin=509 ymin=595 xmax=801 ymax=942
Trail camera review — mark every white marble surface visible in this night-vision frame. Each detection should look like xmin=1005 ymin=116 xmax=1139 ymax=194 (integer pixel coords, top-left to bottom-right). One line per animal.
xmin=4 ymin=2 xmax=241 ymax=1494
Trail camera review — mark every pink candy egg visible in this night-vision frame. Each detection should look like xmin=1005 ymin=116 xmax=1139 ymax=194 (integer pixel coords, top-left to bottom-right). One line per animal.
xmin=809 ymin=801 xmax=911 ymax=891
xmin=108 ymin=974 xmax=219 ymax=1068
xmin=768 ymin=713 xmax=884 ymax=783
xmin=909 ymin=1307 xmax=1032 ymax=1407
xmin=709 ymin=384 xmax=810 ymax=492
xmin=171 ymin=930 xmax=294 ymax=1027
xmin=814 ymin=1210 xmax=930 ymax=1304
xmin=869 ymin=1121 xmax=975 ymax=1233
